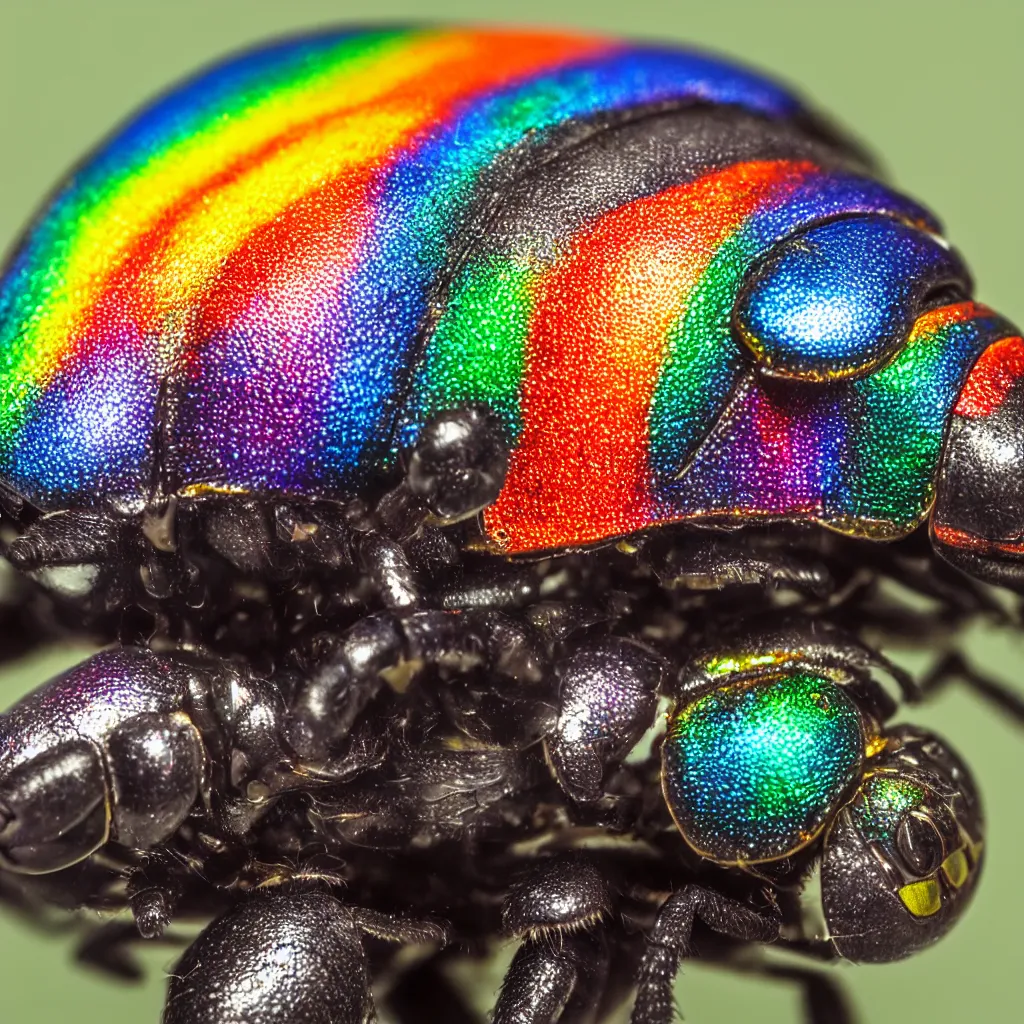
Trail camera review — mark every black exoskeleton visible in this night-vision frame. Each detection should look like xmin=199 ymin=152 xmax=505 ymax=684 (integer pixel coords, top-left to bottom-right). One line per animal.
xmin=162 ymin=888 xmax=447 ymax=1024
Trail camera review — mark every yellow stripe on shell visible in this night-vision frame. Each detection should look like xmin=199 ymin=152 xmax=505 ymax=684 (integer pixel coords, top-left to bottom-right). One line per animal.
xmin=18 ymin=31 xmax=466 ymax=391
xmin=145 ymin=103 xmax=419 ymax=324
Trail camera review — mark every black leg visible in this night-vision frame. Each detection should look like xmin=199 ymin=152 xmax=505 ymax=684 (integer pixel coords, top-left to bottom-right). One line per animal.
xmin=355 ymin=531 xmax=420 ymax=609
xmin=287 ymin=608 xmax=548 ymax=758
xmin=695 ymin=936 xmax=855 ymax=1024
xmin=436 ymin=567 xmax=540 ymax=610
xmin=919 ymin=651 xmax=1024 ymax=724
xmin=752 ymin=961 xmax=855 ymax=1024
xmin=493 ymin=932 xmax=609 ymax=1024
xmin=493 ymin=936 xmax=578 ymax=1024
xmin=405 ymin=405 xmax=509 ymax=523
xmin=4 ymin=509 xmax=125 ymax=570
xmin=349 ymin=905 xmax=448 ymax=947
xmin=642 ymin=534 xmax=832 ymax=597
xmin=629 ymin=886 xmax=779 ymax=1024
xmin=493 ymin=855 xmax=614 ymax=1024
xmin=545 ymin=639 xmax=665 ymax=804
xmin=76 ymin=920 xmax=184 ymax=981
xmin=346 ymin=402 xmax=511 ymax=610
xmin=126 ymin=854 xmax=187 ymax=939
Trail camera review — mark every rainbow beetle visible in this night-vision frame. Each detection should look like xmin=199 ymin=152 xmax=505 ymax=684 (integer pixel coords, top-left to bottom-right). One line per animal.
xmin=0 ymin=26 xmax=1021 ymax=1024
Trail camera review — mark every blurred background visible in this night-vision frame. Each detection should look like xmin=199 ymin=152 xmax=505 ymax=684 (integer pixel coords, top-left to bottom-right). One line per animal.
xmin=1 ymin=1 xmax=1022 ymax=1021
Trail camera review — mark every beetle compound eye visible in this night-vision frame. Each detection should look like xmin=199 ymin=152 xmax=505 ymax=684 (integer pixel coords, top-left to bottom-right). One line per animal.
xmin=662 ymin=670 xmax=864 ymax=864
xmin=734 ymin=216 xmax=970 ymax=382
xmin=895 ymin=812 xmax=944 ymax=876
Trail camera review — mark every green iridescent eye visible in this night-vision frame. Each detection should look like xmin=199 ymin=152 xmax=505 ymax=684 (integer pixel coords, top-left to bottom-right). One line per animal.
xmin=662 ymin=671 xmax=864 ymax=864
xmin=851 ymin=773 xmax=926 ymax=844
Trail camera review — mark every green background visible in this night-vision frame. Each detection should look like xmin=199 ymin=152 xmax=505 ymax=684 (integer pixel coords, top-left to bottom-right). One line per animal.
xmin=1 ymin=0 xmax=1022 ymax=1020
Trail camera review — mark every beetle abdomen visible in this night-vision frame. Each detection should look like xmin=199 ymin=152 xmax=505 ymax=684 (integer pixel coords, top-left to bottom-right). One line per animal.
xmin=0 ymin=28 xmax=805 ymax=512
xmin=3 ymin=27 xmax=1014 ymax=556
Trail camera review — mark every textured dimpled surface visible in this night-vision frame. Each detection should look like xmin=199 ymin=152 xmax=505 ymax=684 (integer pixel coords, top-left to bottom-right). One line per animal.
xmin=0 ymin=648 xmax=189 ymax=771
xmin=953 ymin=334 xmax=1024 ymax=419
xmin=851 ymin=773 xmax=926 ymax=844
xmin=0 ymin=27 xmax=800 ymax=511
xmin=163 ymin=891 xmax=366 ymax=1024
xmin=663 ymin=672 xmax=864 ymax=863
xmin=670 ymin=302 xmax=1018 ymax=536
xmin=1 ymin=26 xmax=1019 ymax=554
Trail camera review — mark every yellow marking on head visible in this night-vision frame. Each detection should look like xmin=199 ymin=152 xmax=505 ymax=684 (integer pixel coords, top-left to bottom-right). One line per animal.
xmin=963 ymin=832 xmax=984 ymax=863
xmin=898 ymin=878 xmax=942 ymax=917
xmin=941 ymin=849 xmax=970 ymax=888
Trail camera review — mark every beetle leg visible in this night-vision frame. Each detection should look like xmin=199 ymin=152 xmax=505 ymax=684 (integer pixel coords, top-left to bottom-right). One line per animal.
xmin=2 ymin=509 xmax=130 ymax=611
xmin=347 ymin=905 xmax=449 ymax=946
xmin=918 ymin=650 xmax=1024 ymax=724
xmin=126 ymin=852 xmax=188 ymax=939
xmin=201 ymin=500 xmax=274 ymax=574
xmin=75 ymin=919 xmax=184 ymax=982
xmin=4 ymin=508 xmax=126 ymax=572
xmin=736 ymin=960 xmax=854 ymax=1024
xmin=544 ymin=639 xmax=665 ymax=804
xmin=493 ymin=931 xmax=609 ymax=1024
xmin=436 ymin=566 xmax=540 ymax=610
xmin=629 ymin=886 xmax=779 ymax=1024
xmin=685 ymin=934 xmax=854 ymax=1024
xmin=354 ymin=530 xmax=420 ymax=608
xmin=642 ymin=534 xmax=833 ymax=598
xmin=287 ymin=608 xmax=546 ymax=758
xmin=406 ymin=405 xmax=510 ymax=524
xmin=492 ymin=856 xmax=614 ymax=1024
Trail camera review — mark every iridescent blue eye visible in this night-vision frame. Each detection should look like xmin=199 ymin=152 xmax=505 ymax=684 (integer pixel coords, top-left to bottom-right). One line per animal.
xmin=735 ymin=216 xmax=969 ymax=381
xmin=662 ymin=670 xmax=865 ymax=864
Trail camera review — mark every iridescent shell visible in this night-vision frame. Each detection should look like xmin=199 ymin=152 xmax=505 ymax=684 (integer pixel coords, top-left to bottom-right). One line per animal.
xmin=0 ymin=28 xmax=1017 ymax=553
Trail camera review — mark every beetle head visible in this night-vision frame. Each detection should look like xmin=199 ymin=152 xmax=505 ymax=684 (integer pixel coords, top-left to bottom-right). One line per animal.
xmin=933 ymin=334 xmax=1024 ymax=588
xmin=821 ymin=726 xmax=983 ymax=962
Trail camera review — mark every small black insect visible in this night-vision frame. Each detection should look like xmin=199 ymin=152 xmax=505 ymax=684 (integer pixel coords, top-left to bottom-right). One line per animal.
xmin=0 ymin=556 xmax=1015 ymax=1024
